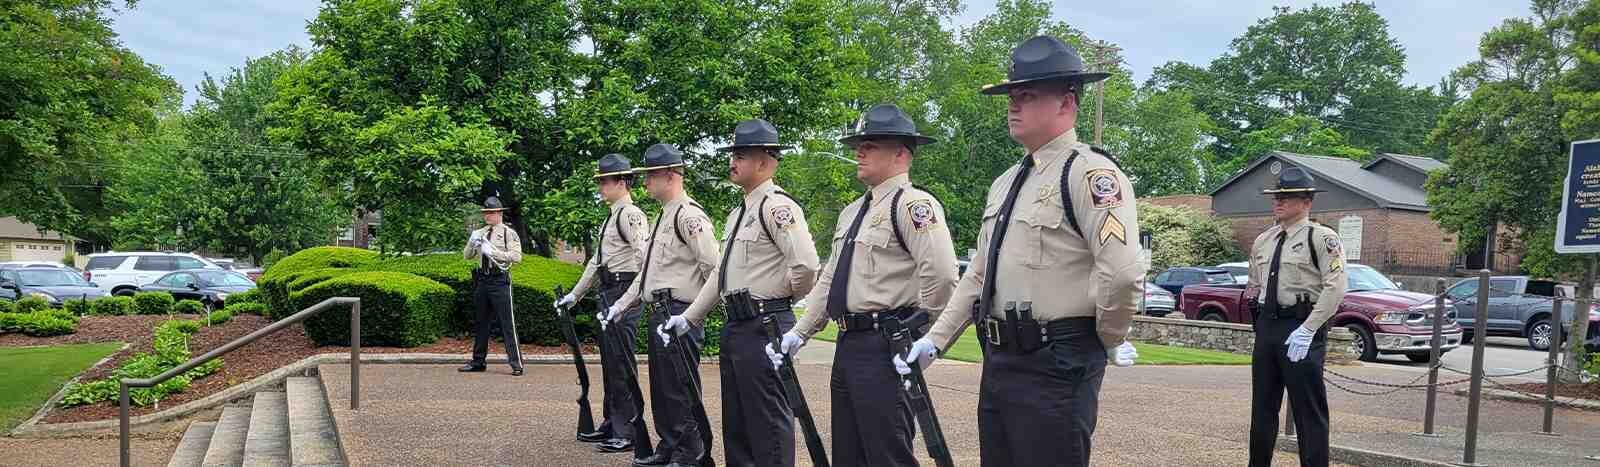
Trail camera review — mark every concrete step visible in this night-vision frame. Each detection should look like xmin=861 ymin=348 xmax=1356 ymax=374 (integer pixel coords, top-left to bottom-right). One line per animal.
xmin=167 ymin=422 xmax=216 ymax=467
xmin=201 ymin=404 xmax=252 ymax=467
xmin=242 ymin=392 xmax=290 ymax=467
xmin=286 ymin=377 xmax=346 ymax=467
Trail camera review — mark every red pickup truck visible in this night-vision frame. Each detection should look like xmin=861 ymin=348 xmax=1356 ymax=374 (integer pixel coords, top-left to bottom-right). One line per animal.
xmin=1180 ymin=263 xmax=1463 ymax=362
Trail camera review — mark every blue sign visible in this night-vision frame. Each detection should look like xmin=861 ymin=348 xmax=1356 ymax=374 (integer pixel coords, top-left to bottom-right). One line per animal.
xmin=1556 ymin=139 xmax=1600 ymax=253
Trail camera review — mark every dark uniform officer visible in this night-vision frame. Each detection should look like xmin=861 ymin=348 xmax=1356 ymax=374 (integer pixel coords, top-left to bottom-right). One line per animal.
xmin=680 ymin=119 xmax=821 ymax=467
xmin=780 ymin=104 xmax=960 ymax=467
xmin=615 ymin=143 xmax=722 ymax=467
xmin=1248 ymin=167 xmax=1348 ymax=467
xmin=554 ymin=153 xmax=651 ymax=453
xmin=459 ymin=196 xmax=526 ymax=376
xmin=917 ymin=35 xmax=1144 ymax=467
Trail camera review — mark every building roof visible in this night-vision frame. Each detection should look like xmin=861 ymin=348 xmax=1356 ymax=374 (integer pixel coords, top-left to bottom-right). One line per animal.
xmin=0 ymin=217 xmax=64 ymax=241
xmin=1210 ymin=151 xmax=1435 ymax=212
xmin=1364 ymin=153 xmax=1446 ymax=173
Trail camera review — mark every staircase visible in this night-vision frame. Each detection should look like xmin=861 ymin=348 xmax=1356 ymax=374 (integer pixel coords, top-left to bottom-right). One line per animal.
xmin=166 ymin=376 xmax=346 ymax=467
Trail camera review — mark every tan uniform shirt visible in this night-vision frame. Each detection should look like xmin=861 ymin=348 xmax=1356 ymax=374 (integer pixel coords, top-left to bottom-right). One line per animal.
xmin=793 ymin=173 xmax=959 ymax=338
xmin=570 ymin=198 xmax=649 ymax=300
xmin=463 ymin=222 xmax=524 ymax=268
xmin=614 ymin=195 xmax=722 ymax=309
xmin=1248 ymin=218 xmax=1348 ymax=330
xmin=683 ymin=179 xmax=820 ymax=326
xmin=927 ymin=130 xmax=1144 ymax=352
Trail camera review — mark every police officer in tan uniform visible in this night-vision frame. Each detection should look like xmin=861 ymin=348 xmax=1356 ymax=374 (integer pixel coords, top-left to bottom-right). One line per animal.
xmin=669 ymin=118 xmax=821 ymax=467
xmin=1247 ymin=166 xmax=1347 ymax=467
xmin=607 ymin=143 xmax=720 ymax=467
xmin=774 ymin=104 xmax=959 ymax=467
xmin=460 ymin=195 xmax=525 ymax=376
xmin=905 ymin=35 xmax=1143 ymax=467
xmin=553 ymin=153 xmax=651 ymax=453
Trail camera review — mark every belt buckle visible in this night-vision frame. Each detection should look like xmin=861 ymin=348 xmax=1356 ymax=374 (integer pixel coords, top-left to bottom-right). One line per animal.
xmin=986 ymin=319 xmax=1002 ymax=346
xmin=836 ymin=317 xmax=848 ymax=332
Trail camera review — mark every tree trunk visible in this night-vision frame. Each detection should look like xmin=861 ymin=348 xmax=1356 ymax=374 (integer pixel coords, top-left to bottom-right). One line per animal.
xmin=1560 ymin=256 xmax=1595 ymax=383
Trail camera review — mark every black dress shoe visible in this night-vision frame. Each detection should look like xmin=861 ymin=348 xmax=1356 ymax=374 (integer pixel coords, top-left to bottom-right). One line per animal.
xmin=510 ymin=367 xmax=524 ymax=376
xmin=595 ymin=438 xmax=634 ymax=453
xmin=577 ymin=430 xmax=610 ymax=443
xmin=664 ymin=463 xmax=694 ymax=467
xmin=457 ymin=363 xmax=486 ymax=372
xmin=632 ymin=452 xmax=669 ymax=466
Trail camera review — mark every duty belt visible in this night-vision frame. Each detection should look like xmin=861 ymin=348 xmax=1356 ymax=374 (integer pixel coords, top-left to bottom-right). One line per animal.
xmin=721 ymin=288 xmax=791 ymax=322
xmin=1256 ymin=293 xmax=1314 ymax=320
xmin=835 ymin=307 xmax=917 ymax=334
xmin=599 ymin=268 xmax=637 ymax=288
xmin=980 ymin=301 xmax=1096 ymax=354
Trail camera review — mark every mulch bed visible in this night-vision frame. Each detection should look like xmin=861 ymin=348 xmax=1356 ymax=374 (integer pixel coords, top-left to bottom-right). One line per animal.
xmin=0 ymin=314 xmax=575 ymax=425
xmin=1505 ymin=382 xmax=1600 ymax=401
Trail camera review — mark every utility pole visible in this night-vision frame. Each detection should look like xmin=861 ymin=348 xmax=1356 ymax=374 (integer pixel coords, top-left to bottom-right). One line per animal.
xmin=1083 ymin=40 xmax=1122 ymax=146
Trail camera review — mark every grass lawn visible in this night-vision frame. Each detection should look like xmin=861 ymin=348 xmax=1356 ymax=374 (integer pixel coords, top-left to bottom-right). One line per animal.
xmin=0 ymin=342 xmax=124 ymax=432
xmin=809 ymin=323 xmax=1251 ymax=366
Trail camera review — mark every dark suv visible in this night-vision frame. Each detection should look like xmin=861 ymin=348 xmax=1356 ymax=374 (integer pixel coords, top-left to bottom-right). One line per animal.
xmin=1151 ymin=267 xmax=1236 ymax=297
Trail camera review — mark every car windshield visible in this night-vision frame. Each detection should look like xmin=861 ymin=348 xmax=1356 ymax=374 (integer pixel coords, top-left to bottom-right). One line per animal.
xmin=1205 ymin=272 xmax=1235 ymax=284
xmin=1220 ymin=266 xmax=1248 ymax=276
xmin=16 ymin=269 xmax=89 ymax=287
xmin=1346 ymin=266 xmax=1399 ymax=292
xmin=197 ymin=272 xmax=254 ymax=287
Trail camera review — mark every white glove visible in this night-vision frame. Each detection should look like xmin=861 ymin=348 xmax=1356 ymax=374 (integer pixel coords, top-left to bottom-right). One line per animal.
xmin=606 ymin=303 xmax=625 ymax=322
xmin=469 ymin=229 xmax=483 ymax=245
xmin=1113 ymin=341 xmax=1138 ymax=367
xmin=1286 ymin=326 xmax=1315 ymax=362
xmin=892 ymin=337 xmax=938 ymax=376
xmin=478 ymin=240 xmax=493 ymax=256
xmin=658 ymin=315 xmax=689 ymax=346
xmin=553 ymin=294 xmax=575 ymax=316
xmin=596 ymin=311 xmax=607 ymax=331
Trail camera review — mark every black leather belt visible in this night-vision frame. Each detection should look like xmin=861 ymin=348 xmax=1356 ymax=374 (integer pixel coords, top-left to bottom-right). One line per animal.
xmin=983 ymin=316 xmax=1095 ymax=353
xmin=726 ymin=297 xmax=791 ymax=322
xmin=600 ymin=271 xmax=637 ymax=288
xmin=834 ymin=307 xmax=916 ymax=334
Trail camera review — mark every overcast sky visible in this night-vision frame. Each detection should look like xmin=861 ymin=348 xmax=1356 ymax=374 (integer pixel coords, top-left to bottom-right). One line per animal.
xmin=113 ymin=1 xmax=1534 ymax=107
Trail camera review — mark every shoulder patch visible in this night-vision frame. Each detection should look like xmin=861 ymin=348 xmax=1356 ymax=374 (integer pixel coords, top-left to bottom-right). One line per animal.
xmin=771 ymin=205 xmax=796 ymax=230
xmin=1097 ymin=212 xmax=1127 ymax=246
xmin=1322 ymin=233 xmax=1342 ymax=257
xmin=683 ymin=216 xmax=707 ymax=238
xmin=1085 ymin=168 xmax=1123 ymax=209
xmin=907 ymin=199 xmax=940 ymax=232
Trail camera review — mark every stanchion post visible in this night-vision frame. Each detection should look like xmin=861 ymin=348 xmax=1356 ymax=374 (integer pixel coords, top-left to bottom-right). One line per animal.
xmin=1537 ymin=298 xmax=1562 ymax=436
xmin=1415 ymin=278 xmax=1445 ymax=438
xmin=1462 ymin=270 xmax=1491 ymax=466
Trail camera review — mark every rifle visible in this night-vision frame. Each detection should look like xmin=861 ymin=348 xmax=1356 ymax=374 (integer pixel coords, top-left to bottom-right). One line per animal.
xmin=552 ymin=285 xmax=595 ymax=439
xmin=598 ymin=287 xmax=654 ymax=461
xmin=761 ymin=313 xmax=830 ymax=467
xmin=881 ymin=311 xmax=953 ymax=467
xmin=655 ymin=290 xmax=716 ymax=467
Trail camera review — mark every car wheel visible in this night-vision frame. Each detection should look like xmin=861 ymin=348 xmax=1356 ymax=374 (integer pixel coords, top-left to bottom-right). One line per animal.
xmin=1460 ymin=331 xmax=1473 ymax=345
xmin=1527 ymin=318 xmax=1554 ymax=351
xmin=1200 ymin=311 xmax=1225 ymax=322
xmin=1345 ymin=324 xmax=1378 ymax=362
xmin=1404 ymin=352 xmax=1434 ymax=364
xmin=113 ymin=288 xmax=137 ymax=297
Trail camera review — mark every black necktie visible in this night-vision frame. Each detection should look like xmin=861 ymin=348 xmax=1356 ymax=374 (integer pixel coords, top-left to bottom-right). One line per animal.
xmin=480 ymin=226 xmax=493 ymax=271
xmin=597 ymin=208 xmax=616 ymax=266
xmin=981 ymin=155 xmax=1036 ymax=316
xmin=1265 ymin=231 xmax=1287 ymax=311
xmin=826 ymin=191 xmax=874 ymax=319
xmin=639 ymin=206 xmax=672 ymax=294
xmin=718 ymin=203 xmax=748 ymax=293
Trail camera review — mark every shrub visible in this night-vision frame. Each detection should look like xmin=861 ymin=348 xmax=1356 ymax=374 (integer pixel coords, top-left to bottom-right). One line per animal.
xmin=132 ymin=291 xmax=176 ymax=315
xmin=1139 ymin=204 xmax=1243 ymax=271
xmin=173 ymin=299 xmax=206 ymax=315
xmin=0 ymin=310 xmax=79 ymax=336
xmin=92 ymin=296 xmax=134 ymax=316
xmin=379 ymin=253 xmax=585 ymax=347
xmin=63 ymin=297 xmax=93 ymax=316
xmin=226 ymin=288 xmax=263 ymax=306
xmin=259 ymin=246 xmax=378 ymax=317
xmin=204 ymin=309 xmax=233 ymax=325
xmin=224 ymin=302 xmax=267 ymax=316
xmin=15 ymin=295 xmax=50 ymax=314
xmin=0 ymin=299 xmax=12 ymax=314
xmin=261 ymin=249 xmax=288 ymax=270
xmin=157 ymin=319 xmax=201 ymax=340
xmin=293 ymin=271 xmax=453 ymax=347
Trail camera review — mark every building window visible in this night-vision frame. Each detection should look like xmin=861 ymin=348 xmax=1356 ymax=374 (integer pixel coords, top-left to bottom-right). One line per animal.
xmin=54 ymin=246 xmax=62 ymax=251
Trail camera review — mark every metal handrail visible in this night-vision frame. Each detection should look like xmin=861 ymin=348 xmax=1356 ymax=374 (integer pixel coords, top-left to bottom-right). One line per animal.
xmin=119 ymin=297 xmax=362 ymax=467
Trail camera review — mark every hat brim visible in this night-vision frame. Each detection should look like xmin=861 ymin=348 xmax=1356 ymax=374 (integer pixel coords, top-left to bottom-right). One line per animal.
xmin=480 ymin=207 xmax=509 ymax=212
xmin=631 ymin=163 xmax=686 ymax=173
xmin=716 ymin=143 xmax=793 ymax=153
xmin=592 ymin=170 xmax=635 ymax=179
xmin=1261 ymin=188 xmax=1325 ymax=195
xmin=979 ymin=72 xmax=1113 ymax=95
xmin=838 ymin=132 xmax=938 ymax=147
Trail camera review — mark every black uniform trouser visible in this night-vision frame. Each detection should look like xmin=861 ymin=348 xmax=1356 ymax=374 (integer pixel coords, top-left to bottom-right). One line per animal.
xmin=978 ymin=317 xmax=1105 ymax=467
xmin=597 ymin=280 xmax=642 ymax=441
xmin=647 ymin=300 xmax=706 ymax=464
xmin=1249 ymin=313 xmax=1329 ymax=467
xmin=719 ymin=311 xmax=796 ymax=467
xmin=470 ymin=272 xmax=522 ymax=369
xmin=831 ymin=327 xmax=918 ymax=467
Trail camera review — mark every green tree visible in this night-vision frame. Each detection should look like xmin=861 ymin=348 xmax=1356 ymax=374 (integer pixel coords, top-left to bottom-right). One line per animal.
xmin=0 ymin=0 xmax=177 ymax=245
xmin=113 ymin=48 xmax=347 ymax=264
xmin=1117 ymin=89 xmax=1213 ymax=197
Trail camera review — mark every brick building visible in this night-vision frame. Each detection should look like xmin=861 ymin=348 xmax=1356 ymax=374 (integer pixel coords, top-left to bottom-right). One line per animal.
xmin=1207 ymin=152 xmax=1515 ymax=275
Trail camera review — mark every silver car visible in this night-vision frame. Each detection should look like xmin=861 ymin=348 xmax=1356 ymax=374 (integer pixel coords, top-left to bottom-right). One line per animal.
xmin=1141 ymin=282 xmax=1177 ymax=316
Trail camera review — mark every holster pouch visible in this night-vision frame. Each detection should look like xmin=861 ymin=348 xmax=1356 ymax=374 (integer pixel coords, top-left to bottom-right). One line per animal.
xmin=1015 ymin=301 xmax=1044 ymax=354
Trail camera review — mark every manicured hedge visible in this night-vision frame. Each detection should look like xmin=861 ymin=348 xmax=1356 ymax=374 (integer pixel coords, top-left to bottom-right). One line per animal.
xmin=0 ymin=299 xmax=12 ymax=314
xmin=15 ymin=295 xmax=50 ymax=314
xmin=226 ymin=288 xmax=263 ymax=306
xmin=63 ymin=297 xmax=93 ymax=316
xmin=133 ymin=291 xmax=176 ymax=315
xmin=0 ymin=309 xmax=79 ymax=336
xmin=377 ymin=254 xmax=584 ymax=347
xmin=173 ymin=299 xmax=206 ymax=315
xmin=224 ymin=302 xmax=267 ymax=316
xmin=92 ymin=296 xmax=135 ymax=316
xmin=258 ymin=246 xmax=379 ymax=314
xmin=292 ymin=271 xmax=453 ymax=347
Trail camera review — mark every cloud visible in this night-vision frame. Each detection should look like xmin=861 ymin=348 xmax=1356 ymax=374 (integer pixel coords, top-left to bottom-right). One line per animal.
xmin=110 ymin=0 xmax=321 ymax=106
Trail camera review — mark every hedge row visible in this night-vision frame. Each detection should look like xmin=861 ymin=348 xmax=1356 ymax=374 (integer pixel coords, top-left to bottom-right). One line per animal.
xmin=0 ymin=309 xmax=79 ymax=336
xmin=293 ymin=271 xmax=453 ymax=348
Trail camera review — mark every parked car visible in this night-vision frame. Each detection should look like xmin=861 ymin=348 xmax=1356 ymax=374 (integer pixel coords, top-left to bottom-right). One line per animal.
xmin=1140 ymin=282 xmax=1177 ymax=316
xmin=210 ymin=258 xmax=264 ymax=282
xmin=1214 ymin=262 xmax=1250 ymax=285
xmin=1151 ymin=267 xmax=1235 ymax=296
xmin=0 ymin=265 xmax=108 ymax=305
xmin=84 ymin=252 xmax=221 ymax=296
xmin=1446 ymin=276 xmax=1600 ymax=351
xmin=1180 ymin=263 xmax=1462 ymax=362
xmin=137 ymin=269 xmax=257 ymax=312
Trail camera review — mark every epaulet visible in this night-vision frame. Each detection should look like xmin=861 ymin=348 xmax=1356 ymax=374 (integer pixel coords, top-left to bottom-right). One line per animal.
xmin=1089 ymin=145 xmax=1123 ymax=168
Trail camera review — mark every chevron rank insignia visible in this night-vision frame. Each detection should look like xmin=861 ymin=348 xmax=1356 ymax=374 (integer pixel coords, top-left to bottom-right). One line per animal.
xmin=1097 ymin=212 xmax=1127 ymax=246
